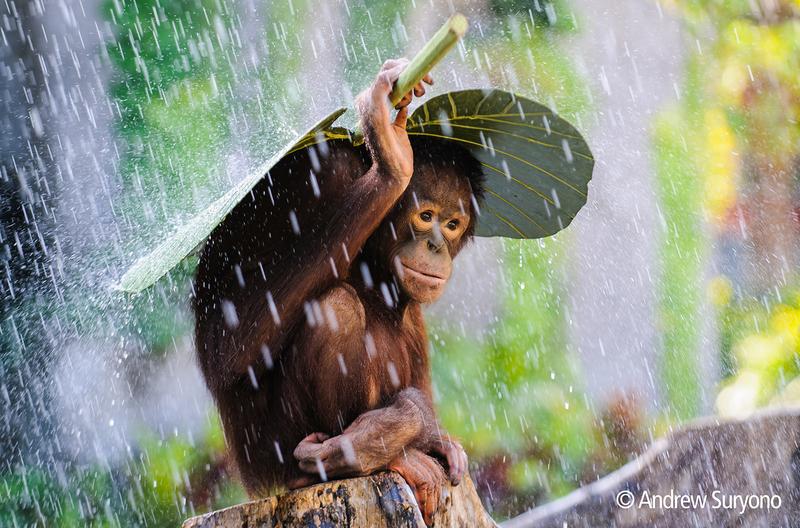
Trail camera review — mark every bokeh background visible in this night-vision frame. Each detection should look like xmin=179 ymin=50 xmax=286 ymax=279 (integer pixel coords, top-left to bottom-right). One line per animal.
xmin=2 ymin=0 xmax=800 ymax=524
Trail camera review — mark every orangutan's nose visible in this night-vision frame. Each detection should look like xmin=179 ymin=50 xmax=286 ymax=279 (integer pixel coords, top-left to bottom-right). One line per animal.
xmin=427 ymin=237 xmax=444 ymax=252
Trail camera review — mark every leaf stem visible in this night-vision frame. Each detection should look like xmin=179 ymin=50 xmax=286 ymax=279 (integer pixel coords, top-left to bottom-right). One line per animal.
xmin=353 ymin=13 xmax=468 ymax=144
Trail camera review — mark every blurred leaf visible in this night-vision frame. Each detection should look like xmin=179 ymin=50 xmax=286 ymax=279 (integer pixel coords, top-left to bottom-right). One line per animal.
xmin=117 ymin=108 xmax=347 ymax=292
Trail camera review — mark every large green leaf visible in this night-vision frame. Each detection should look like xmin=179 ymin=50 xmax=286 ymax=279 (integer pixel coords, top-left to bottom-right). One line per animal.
xmin=117 ymin=108 xmax=348 ymax=293
xmin=407 ymin=89 xmax=593 ymax=238
xmin=117 ymin=89 xmax=594 ymax=293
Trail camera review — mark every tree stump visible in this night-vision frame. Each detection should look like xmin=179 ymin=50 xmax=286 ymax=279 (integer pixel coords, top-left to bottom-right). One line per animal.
xmin=182 ymin=471 xmax=497 ymax=527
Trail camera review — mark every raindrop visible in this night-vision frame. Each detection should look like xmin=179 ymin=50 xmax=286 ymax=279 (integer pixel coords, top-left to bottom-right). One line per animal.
xmin=323 ymin=304 xmax=339 ymax=331
xmin=387 ymin=361 xmax=400 ymax=387
xmin=221 ymin=300 xmax=239 ymax=328
xmin=261 ymin=345 xmax=274 ymax=369
xmin=289 ymin=210 xmax=301 ymax=234
xmin=551 ymin=189 xmax=561 ymax=209
xmin=561 ymin=139 xmax=573 ymax=163
xmin=360 ymin=262 xmax=373 ymax=288
xmin=438 ymin=110 xmax=452 ymax=137
xmin=316 ymin=459 xmax=328 ymax=482
xmin=309 ymin=171 xmax=320 ymax=197
xmin=308 ymin=147 xmax=321 ymax=172
xmin=247 ymin=366 xmax=259 ymax=389
xmin=380 ymin=282 xmax=394 ymax=307
xmin=29 ymin=108 xmax=44 ymax=137
xmin=234 ymin=264 xmax=245 ymax=287
xmin=266 ymin=291 xmax=281 ymax=325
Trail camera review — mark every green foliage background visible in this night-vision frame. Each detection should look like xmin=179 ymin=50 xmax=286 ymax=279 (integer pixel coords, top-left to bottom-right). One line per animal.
xmin=5 ymin=0 xmax=800 ymax=526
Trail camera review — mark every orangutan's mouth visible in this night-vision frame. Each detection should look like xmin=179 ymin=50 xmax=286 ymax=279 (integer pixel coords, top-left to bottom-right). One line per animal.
xmin=401 ymin=264 xmax=447 ymax=287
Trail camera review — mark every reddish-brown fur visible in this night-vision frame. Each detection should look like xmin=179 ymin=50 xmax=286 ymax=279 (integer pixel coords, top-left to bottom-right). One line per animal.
xmin=193 ymin=59 xmax=483 ymax=524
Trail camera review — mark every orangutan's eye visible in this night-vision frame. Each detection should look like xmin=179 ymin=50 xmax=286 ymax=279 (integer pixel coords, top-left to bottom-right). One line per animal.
xmin=419 ymin=211 xmax=433 ymax=223
xmin=446 ymin=219 xmax=460 ymax=231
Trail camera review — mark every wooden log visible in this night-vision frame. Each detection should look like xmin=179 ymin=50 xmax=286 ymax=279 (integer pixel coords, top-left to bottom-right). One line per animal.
xmin=183 ymin=471 xmax=497 ymax=528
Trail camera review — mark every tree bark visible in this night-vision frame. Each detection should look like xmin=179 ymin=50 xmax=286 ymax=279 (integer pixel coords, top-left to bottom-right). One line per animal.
xmin=183 ymin=472 xmax=496 ymax=528
xmin=505 ymin=409 xmax=800 ymax=527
